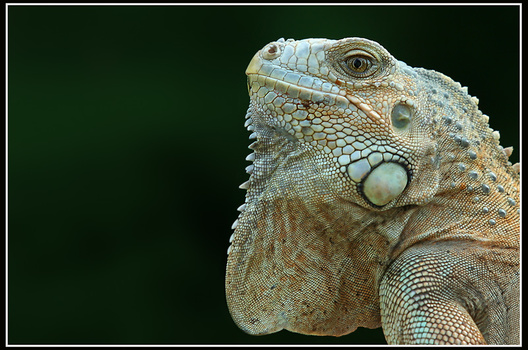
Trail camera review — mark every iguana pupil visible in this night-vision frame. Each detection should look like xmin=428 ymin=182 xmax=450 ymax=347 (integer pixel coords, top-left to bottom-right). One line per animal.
xmin=353 ymin=58 xmax=363 ymax=68
xmin=349 ymin=56 xmax=368 ymax=72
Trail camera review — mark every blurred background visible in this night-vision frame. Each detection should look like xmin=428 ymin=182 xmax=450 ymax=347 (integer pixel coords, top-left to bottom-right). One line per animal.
xmin=8 ymin=5 xmax=519 ymax=345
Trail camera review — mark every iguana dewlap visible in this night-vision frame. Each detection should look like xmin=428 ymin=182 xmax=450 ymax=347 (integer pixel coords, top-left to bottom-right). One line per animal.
xmin=225 ymin=37 xmax=520 ymax=345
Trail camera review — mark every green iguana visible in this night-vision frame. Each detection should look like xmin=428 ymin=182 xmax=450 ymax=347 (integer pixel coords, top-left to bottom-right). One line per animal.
xmin=225 ymin=37 xmax=520 ymax=345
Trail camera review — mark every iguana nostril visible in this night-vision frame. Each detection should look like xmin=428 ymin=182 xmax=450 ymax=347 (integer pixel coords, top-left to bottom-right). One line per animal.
xmin=262 ymin=43 xmax=281 ymax=60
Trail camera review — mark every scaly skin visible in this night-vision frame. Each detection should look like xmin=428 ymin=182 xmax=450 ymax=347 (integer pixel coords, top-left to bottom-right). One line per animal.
xmin=225 ymin=37 xmax=519 ymax=345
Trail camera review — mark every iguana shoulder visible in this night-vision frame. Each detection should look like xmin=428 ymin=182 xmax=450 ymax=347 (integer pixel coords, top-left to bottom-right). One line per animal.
xmin=225 ymin=37 xmax=519 ymax=344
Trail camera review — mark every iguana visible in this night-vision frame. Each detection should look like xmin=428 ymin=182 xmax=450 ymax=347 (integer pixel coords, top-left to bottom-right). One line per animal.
xmin=225 ymin=37 xmax=520 ymax=345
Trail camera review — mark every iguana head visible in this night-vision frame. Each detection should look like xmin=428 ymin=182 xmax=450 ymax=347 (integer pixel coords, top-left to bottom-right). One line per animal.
xmin=244 ymin=37 xmax=482 ymax=209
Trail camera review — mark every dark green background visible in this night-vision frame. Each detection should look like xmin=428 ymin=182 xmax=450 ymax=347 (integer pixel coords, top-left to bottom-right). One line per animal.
xmin=8 ymin=5 xmax=519 ymax=345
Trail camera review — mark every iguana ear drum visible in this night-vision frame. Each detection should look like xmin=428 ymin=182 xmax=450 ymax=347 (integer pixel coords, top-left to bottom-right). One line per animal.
xmin=361 ymin=162 xmax=408 ymax=207
xmin=391 ymin=103 xmax=412 ymax=130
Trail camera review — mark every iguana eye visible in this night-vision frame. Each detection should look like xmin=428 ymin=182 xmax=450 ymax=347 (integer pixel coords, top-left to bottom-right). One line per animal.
xmin=343 ymin=50 xmax=378 ymax=77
